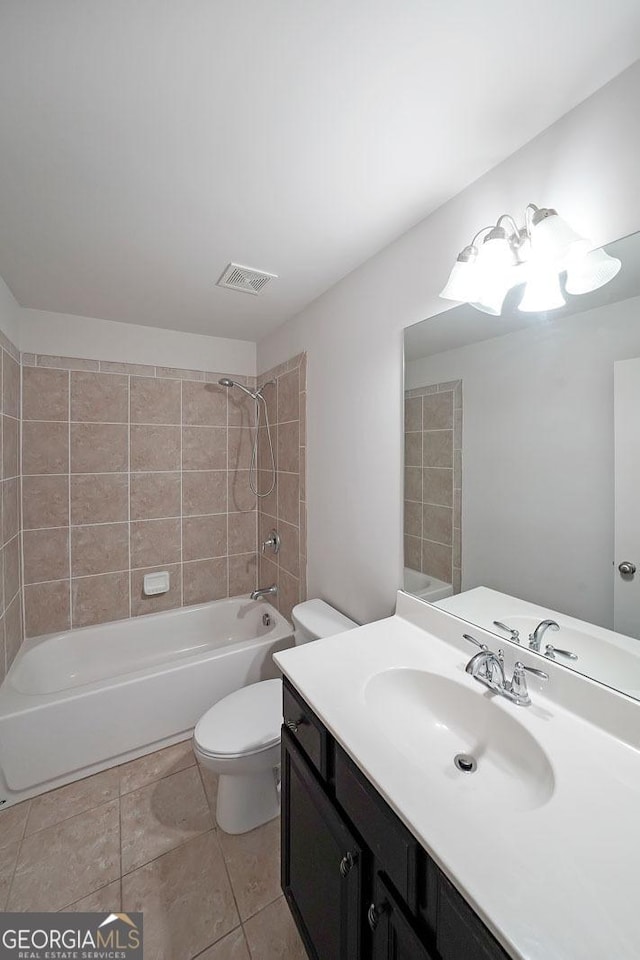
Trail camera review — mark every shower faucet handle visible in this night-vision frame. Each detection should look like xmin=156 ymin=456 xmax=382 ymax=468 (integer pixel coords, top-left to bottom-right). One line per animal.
xmin=261 ymin=530 xmax=280 ymax=555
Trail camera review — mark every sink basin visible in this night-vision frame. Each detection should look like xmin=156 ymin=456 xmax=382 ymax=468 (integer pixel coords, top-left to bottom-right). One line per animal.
xmin=364 ymin=669 xmax=555 ymax=812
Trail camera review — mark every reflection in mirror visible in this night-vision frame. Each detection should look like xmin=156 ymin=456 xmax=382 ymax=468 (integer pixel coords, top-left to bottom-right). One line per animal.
xmin=403 ymin=230 xmax=640 ymax=700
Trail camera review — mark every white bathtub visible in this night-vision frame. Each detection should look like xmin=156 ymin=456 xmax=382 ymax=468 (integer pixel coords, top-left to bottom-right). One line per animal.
xmin=0 ymin=597 xmax=293 ymax=807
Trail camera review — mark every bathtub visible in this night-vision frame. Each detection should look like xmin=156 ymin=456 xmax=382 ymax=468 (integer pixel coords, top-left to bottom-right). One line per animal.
xmin=0 ymin=597 xmax=293 ymax=808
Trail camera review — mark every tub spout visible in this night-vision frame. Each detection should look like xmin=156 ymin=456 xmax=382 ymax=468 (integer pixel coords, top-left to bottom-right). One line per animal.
xmin=250 ymin=584 xmax=278 ymax=601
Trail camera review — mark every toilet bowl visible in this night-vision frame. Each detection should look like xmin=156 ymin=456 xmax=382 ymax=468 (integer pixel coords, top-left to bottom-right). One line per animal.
xmin=194 ymin=599 xmax=357 ymax=834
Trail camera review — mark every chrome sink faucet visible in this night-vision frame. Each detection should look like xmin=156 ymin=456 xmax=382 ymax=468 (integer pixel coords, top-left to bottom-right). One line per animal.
xmin=463 ymin=634 xmax=549 ymax=706
xmin=250 ymin=584 xmax=278 ymax=601
xmin=529 ymin=619 xmax=559 ymax=651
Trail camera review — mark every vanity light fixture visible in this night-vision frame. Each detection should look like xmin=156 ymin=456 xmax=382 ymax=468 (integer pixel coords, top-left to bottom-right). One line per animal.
xmin=440 ymin=204 xmax=621 ymax=315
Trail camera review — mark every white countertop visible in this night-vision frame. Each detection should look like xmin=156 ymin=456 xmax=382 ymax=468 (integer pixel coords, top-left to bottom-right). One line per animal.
xmin=274 ymin=592 xmax=640 ymax=960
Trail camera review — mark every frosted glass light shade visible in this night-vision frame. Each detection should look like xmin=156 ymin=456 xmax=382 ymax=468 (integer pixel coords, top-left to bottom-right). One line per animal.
xmin=565 ymin=248 xmax=622 ymax=295
xmin=518 ymin=268 xmax=566 ymax=313
xmin=440 ymin=257 xmax=480 ymax=302
xmin=471 ymin=235 xmax=519 ymax=315
xmin=531 ymin=213 xmax=590 ymax=266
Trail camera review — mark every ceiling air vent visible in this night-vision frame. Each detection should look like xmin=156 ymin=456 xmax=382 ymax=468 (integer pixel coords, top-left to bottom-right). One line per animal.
xmin=216 ymin=262 xmax=278 ymax=296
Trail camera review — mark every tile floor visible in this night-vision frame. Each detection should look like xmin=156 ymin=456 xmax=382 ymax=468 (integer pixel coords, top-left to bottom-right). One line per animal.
xmin=0 ymin=740 xmax=307 ymax=960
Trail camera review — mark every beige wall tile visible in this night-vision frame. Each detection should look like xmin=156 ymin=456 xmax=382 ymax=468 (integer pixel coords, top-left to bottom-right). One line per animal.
xmin=157 ymin=366 xmax=204 ymax=381
xmin=257 ymin=424 xmax=277 ymax=471
xmin=278 ymin=522 xmax=299 ymax=578
xmin=72 ymin=572 xmax=129 ymax=628
xmin=100 ymin=360 xmax=154 ymax=376
xmin=2 ymin=415 xmax=18 ymax=478
xmin=228 ymin=512 xmax=257 ymax=556
xmin=228 ymin=471 xmax=258 ymax=513
xmin=130 ymin=424 xmax=180 ymax=472
xmin=228 ymin=553 xmax=257 ymax=595
xmin=2 ymin=479 xmax=19 ymax=543
xmin=423 ymin=430 xmax=453 ymax=468
xmin=71 ymin=523 xmax=129 ymax=577
xmin=130 ymin=376 xmax=181 ymax=424
xmin=421 ymin=539 xmax=452 ymax=582
xmin=423 ymin=468 xmax=453 ymax=507
xmin=2 ymin=353 xmax=19 ymax=419
xmin=404 ymin=535 xmax=421 ymax=570
xmin=121 ymin=832 xmax=238 ymax=960
xmin=22 ymin=421 xmax=69 ymax=474
xmin=183 ymin=558 xmax=228 ymax=605
xmin=130 ymin=472 xmax=181 ymax=521
xmin=278 ymin=568 xmax=299 ymax=621
xmin=423 ymin=392 xmax=453 ymax=429
xmin=254 ymin=470 xmax=276 ymax=516
xmin=277 ymin=368 xmax=299 ymax=423
xmin=130 ymin=518 xmax=181 ymax=568
xmin=182 ymin=515 xmax=227 ymax=561
xmin=404 ymin=500 xmax=422 ymax=538
xmin=228 ymin=428 xmax=252 ymax=471
xmin=423 ymin=503 xmax=453 ymax=546
xmin=70 ymin=474 xmax=129 ymax=525
xmin=71 ymin=423 xmax=128 ymax=473
xmin=405 ymin=396 xmax=422 ymax=432
xmin=37 ymin=355 xmax=99 ymax=371
xmin=23 ymin=528 xmax=70 ymax=584
xmin=131 ymin=563 xmax=181 ymax=617
xmin=3 ymin=533 xmax=20 ymax=605
xmin=23 ymin=475 xmax=69 ymax=530
xmin=182 ymin=471 xmax=227 ymax=516
xmin=228 ymin=390 xmax=254 ymax=428
xmin=183 ymin=426 xmax=227 ymax=470
xmin=277 ymin=472 xmax=299 ymax=526
xmin=22 ymin=367 xmax=69 ymax=421
xmin=260 ymin=380 xmax=277 ymax=425
xmin=182 ymin=381 xmax=227 ymax=426
xmin=405 ymin=431 xmax=422 ymax=467
xmin=4 ymin=596 xmax=23 ymax=668
xmin=24 ymin=580 xmax=70 ymax=637
xmin=404 ymin=466 xmax=422 ymax=502
xmin=277 ymin=421 xmax=299 ymax=473
xmin=259 ymin=554 xmax=278 ymax=591
xmin=70 ymin=372 xmax=128 ymax=423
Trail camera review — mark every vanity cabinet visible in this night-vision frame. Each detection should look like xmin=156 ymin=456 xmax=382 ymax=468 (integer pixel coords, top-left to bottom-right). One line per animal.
xmin=281 ymin=678 xmax=511 ymax=960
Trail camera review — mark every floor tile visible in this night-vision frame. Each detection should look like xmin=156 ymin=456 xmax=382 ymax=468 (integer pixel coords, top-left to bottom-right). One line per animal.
xmin=218 ymin=819 xmax=280 ymax=920
xmin=122 ymin=831 xmax=238 ymax=960
xmin=243 ymin=896 xmax=307 ymax=960
xmin=195 ymin=927 xmax=250 ymax=960
xmin=121 ymin=766 xmax=212 ymax=874
xmin=8 ymin=799 xmax=120 ymax=912
xmin=0 ymin=801 xmax=31 ymax=848
xmin=197 ymin=762 xmax=219 ymax=815
xmin=26 ymin=767 xmax=121 ymax=835
xmin=0 ymin=841 xmax=19 ymax=910
xmin=119 ymin=740 xmax=195 ymax=795
xmin=62 ymin=879 xmax=122 ymax=912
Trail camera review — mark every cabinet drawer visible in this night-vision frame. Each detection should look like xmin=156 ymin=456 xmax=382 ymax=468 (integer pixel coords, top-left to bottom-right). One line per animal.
xmin=436 ymin=874 xmax=510 ymax=960
xmin=282 ymin=679 xmax=329 ymax=780
xmin=335 ymin=746 xmax=419 ymax=911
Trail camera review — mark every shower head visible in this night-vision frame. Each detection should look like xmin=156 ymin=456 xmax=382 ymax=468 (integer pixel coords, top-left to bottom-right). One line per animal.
xmin=218 ymin=377 xmax=258 ymax=400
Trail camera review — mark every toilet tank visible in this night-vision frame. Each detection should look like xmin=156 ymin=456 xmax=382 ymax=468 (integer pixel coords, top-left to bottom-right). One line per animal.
xmin=291 ymin=599 xmax=357 ymax=645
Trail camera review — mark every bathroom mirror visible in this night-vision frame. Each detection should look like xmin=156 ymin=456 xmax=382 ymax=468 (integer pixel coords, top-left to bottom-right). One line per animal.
xmin=403 ymin=229 xmax=640 ymax=700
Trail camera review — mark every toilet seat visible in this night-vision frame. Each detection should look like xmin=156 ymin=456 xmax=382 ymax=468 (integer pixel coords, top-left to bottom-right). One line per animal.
xmin=194 ymin=678 xmax=282 ymax=760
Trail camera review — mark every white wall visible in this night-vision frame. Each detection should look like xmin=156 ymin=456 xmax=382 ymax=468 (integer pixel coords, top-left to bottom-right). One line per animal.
xmin=0 ymin=275 xmax=20 ymax=349
xmin=257 ymin=58 xmax=640 ymax=625
xmin=20 ymin=308 xmax=256 ymax=375
xmin=406 ymin=295 xmax=640 ymax=629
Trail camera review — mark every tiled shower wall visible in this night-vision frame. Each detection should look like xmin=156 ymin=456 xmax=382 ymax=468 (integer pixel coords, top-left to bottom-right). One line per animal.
xmin=20 ymin=355 xmax=262 ymax=638
xmin=0 ymin=336 xmax=23 ymax=680
xmin=404 ymin=380 xmax=462 ymax=593
xmin=256 ymin=353 xmax=307 ymax=621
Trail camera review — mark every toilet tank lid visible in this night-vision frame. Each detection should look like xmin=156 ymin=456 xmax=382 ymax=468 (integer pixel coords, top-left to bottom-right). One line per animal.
xmin=291 ymin=599 xmax=358 ymax=639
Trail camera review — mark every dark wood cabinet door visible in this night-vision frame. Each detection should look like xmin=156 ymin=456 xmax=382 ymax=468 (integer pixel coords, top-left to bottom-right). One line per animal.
xmin=282 ymin=729 xmax=363 ymax=960
xmin=369 ymin=873 xmax=435 ymax=960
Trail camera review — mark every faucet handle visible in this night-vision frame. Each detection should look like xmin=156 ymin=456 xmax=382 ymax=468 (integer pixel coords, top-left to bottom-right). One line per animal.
xmin=507 ymin=661 xmax=549 ymax=706
xmin=545 ymin=644 xmax=578 ymax=661
xmin=493 ymin=621 xmax=520 ymax=643
xmin=463 ymin=633 xmax=488 ymax=651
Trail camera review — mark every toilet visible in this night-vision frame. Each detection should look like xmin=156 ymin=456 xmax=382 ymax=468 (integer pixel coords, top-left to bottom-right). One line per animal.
xmin=193 ymin=599 xmax=357 ymax=834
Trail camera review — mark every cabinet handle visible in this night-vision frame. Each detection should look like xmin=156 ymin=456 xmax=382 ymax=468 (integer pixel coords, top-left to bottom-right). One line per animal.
xmin=367 ymin=901 xmax=388 ymax=931
xmin=284 ymin=717 xmax=304 ymax=734
xmin=339 ymin=851 xmax=357 ymax=877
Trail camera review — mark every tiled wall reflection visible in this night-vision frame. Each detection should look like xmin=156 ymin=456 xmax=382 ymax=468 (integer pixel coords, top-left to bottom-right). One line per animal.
xmin=404 ymin=380 xmax=462 ymax=592
xmin=256 ymin=353 xmax=307 ymax=620
xmin=20 ymin=355 xmax=262 ymax=637
xmin=0 ymin=334 xmax=23 ymax=680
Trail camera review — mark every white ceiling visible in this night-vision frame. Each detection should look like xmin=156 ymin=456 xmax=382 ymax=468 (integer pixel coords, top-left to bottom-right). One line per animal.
xmin=1 ymin=2 xmax=640 ymax=343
